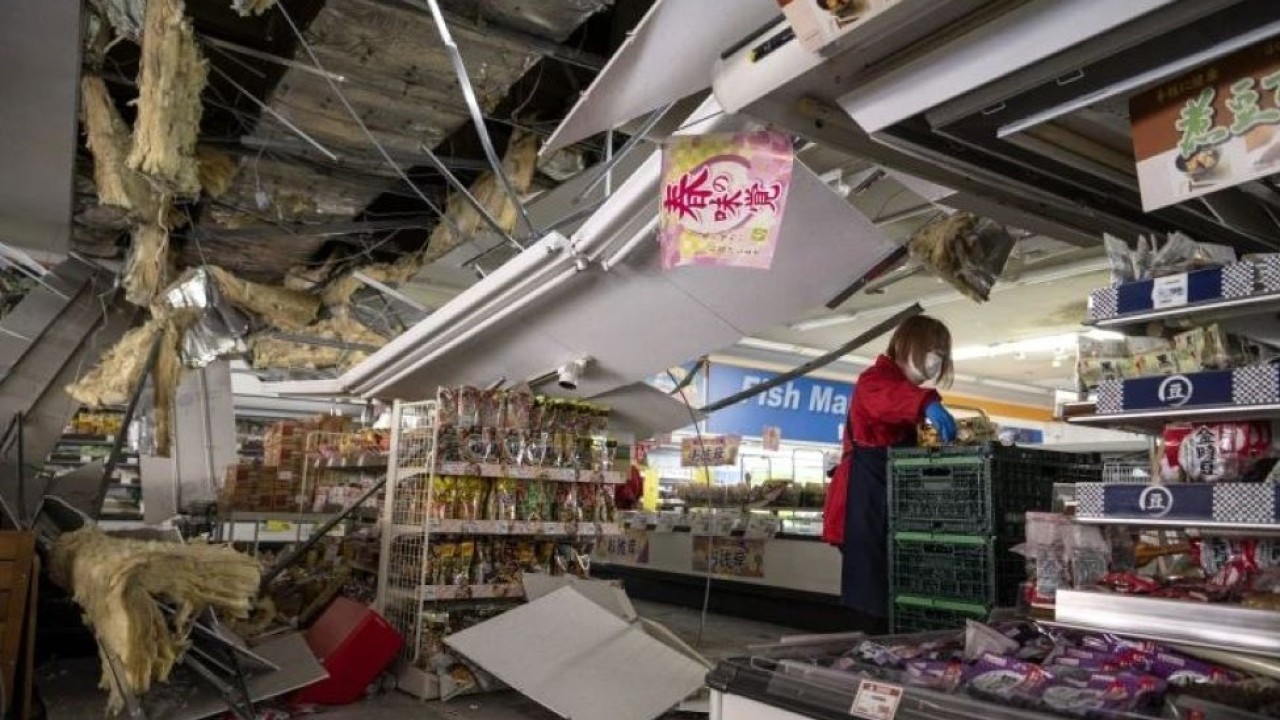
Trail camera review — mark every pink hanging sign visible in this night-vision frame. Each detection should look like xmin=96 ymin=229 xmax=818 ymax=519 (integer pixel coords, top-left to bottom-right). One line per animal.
xmin=659 ymin=130 xmax=795 ymax=270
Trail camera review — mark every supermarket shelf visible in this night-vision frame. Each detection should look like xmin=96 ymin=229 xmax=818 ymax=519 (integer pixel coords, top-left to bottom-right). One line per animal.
xmin=223 ymin=511 xmax=353 ymax=523
xmin=406 ymin=461 xmax=626 ymax=484
xmin=386 ymin=583 xmax=525 ymax=601
xmin=389 ymin=520 xmax=622 ymax=536
xmin=1052 ymin=590 xmax=1280 ymax=659
xmin=1067 ymin=403 xmax=1280 ymax=432
xmin=1074 ymin=516 xmax=1280 ymax=534
xmin=56 ymin=435 xmax=117 ymax=445
xmin=1085 ymin=290 xmax=1280 ymax=330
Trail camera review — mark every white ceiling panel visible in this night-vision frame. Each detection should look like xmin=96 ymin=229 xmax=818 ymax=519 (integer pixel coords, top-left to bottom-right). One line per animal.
xmin=543 ymin=0 xmax=779 ymax=153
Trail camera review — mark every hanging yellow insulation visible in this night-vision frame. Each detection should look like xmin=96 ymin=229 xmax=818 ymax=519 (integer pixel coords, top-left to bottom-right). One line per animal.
xmin=126 ymin=0 xmax=207 ymax=197
xmin=66 ymin=321 xmax=162 ymax=408
xmin=308 ymin=131 xmax=541 ymax=309
xmin=319 ymin=258 xmax=418 ymax=308
xmin=122 ymin=224 xmax=172 ymax=307
xmin=49 ymin=527 xmax=260 ymax=714
xmin=420 ymin=130 xmax=540 ymax=266
xmin=82 ymin=75 xmax=160 ymax=218
xmin=208 ymin=266 xmax=321 ymax=331
xmin=196 ymin=148 xmax=240 ymax=199
xmin=249 ymin=312 xmax=388 ymax=371
xmin=153 ymin=321 xmax=186 ymax=457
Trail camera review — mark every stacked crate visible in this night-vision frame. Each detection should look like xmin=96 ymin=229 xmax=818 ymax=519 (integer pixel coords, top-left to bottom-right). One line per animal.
xmin=888 ymin=444 xmax=1100 ymax=633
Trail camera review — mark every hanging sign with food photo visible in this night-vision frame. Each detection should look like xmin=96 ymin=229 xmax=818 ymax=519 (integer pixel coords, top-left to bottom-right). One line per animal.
xmin=1132 ymin=37 xmax=1280 ymax=211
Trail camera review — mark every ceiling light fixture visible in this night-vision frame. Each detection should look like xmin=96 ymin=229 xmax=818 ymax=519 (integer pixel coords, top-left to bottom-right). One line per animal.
xmin=788 ymin=313 xmax=860 ymax=332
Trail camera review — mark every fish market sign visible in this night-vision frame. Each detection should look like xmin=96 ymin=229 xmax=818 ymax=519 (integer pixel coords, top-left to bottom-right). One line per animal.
xmin=659 ymin=131 xmax=794 ymax=270
xmin=1132 ymin=37 xmax=1280 ymax=211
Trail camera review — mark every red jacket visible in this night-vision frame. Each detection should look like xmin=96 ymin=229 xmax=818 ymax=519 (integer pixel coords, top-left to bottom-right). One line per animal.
xmin=821 ymin=355 xmax=940 ymax=546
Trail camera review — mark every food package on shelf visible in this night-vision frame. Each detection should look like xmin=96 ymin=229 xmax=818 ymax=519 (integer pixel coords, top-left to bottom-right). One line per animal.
xmin=221 ymin=463 xmax=298 ymax=512
xmin=1162 ymin=421 xmax=1277 ymax=482
xmin=1103 ymin=232 xmax=1238 ymax=286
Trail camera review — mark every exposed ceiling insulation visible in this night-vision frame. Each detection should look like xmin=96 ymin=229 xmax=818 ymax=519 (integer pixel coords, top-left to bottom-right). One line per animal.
xmin=73 ymin=0 xmax=620 ymax=284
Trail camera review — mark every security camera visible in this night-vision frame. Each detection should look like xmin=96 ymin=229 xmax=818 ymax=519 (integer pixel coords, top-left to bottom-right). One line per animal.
xmin=557 ymin=357 xmax=591 ymax=391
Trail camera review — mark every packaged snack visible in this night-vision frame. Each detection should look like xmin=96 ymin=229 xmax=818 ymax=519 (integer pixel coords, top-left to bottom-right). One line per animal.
xmin=504 ymin=391 xmax=533 ymax=430
xmin=1178 ymin=421 xmax=1275 ymax=482
xmin=458 ymin=478 xmax=488 ymax=521
xmin=1062 ymin=524 xmax=1110 ymax=590
xmin=499 ymin=429 xmax=526 ymax=465
xmin=904 ymin=660 xmax=964 ymax=691
xmin=555 ymin=483 xmax=580 ymax=523
xmin=438 ymin=387 xmax=460 ymax=427
xmin=460 ymin=427 xmax=496 ymax=463
xmin=1045 ymin=672 xmax=1167 ymax=717
xmin=1098 ymin=572 xmax=1162 ymax=594
xmin=964 ymin=620 xmax=1018 ymax=661
xmin=455 ymin=541 xmax=476 ymax=585
xmin=479 ymin=389 xmax=503 ymax=429
xmin=431 ymin=542 xmax=457 ymax=585
xmin=517 ymin=481 xmax=547 ymax=522
xmin=1149 ymin=651 xmax=1241 ymax=685
xmin=430 ymin=478 xmax=457 ymax=520
xmin=965 ymin=653 xmax=1053 ymax=705
xmin=458 ymin=387 xmax=481 ymax=427
xmin=490 ymin=479 xmax=518 ymax=522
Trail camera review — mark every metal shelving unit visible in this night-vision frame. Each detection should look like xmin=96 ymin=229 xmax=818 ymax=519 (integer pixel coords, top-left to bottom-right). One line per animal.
xmin=1061 ymin=279 xmax=1280 ymax=650
xmin=374 ymin=394 xmax=624 ymax=700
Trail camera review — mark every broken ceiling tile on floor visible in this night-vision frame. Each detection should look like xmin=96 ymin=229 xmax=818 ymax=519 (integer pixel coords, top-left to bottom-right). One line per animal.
xmin=445 ymin=587 xmax=706 ymax=720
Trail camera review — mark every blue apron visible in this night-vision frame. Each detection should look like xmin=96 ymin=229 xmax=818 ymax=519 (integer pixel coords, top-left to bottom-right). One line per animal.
xmin=840 ymin=443 xmax=889 ymax=618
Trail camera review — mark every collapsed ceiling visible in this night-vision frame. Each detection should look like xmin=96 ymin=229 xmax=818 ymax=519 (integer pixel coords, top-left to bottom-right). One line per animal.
xmin=63 ymin=0 xmax=645 ymax=452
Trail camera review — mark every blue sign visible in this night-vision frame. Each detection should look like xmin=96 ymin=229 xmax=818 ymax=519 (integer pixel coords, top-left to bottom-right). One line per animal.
xmin=705 ymin=363 xmax=853 ymax=444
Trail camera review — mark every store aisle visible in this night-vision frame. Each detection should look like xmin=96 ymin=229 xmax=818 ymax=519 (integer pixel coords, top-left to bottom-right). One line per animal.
xmin=42 ymin=601 xmax=806 ymax=719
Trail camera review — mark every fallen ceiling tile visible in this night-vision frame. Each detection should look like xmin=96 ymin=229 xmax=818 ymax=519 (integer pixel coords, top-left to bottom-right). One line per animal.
xmin=446 ymin=586 xmax=706 ymax=720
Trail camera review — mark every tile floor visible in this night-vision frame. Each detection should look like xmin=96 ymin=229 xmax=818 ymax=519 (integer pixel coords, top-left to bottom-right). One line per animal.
xmin=43 ymin=600 xmax=805 ymax=719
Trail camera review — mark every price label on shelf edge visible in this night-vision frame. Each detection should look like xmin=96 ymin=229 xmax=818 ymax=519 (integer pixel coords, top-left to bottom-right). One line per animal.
xmin=1152 ymin=273 xmax=1189 ymax=309
xmin=849 ymin=679 xmax=903 ymax=720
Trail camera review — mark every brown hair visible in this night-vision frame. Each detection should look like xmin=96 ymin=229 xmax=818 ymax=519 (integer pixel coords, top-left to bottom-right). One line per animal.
xmin=886 ymin=315 xmax=953 ymax=387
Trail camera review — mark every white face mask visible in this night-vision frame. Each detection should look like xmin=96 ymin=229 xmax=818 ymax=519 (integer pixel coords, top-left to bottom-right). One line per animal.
xmin=906 ymin=351 xmax=944 ymax=385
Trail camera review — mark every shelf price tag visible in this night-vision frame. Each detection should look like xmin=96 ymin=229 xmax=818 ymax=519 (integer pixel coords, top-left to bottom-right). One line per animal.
xmin=1152 ymin=274 xmax=1188 ymax=309
xmin=850 ymin=680 xmax=903 ymax=720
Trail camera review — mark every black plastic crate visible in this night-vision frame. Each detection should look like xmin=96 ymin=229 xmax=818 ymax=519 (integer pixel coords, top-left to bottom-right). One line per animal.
xmin=890 ymin=532 xmax=1026 ymax=608
xmin=889 ymin=444 xmax=1100 ymax=536
xmin=890 ymin=595 xmax=988 ymax=634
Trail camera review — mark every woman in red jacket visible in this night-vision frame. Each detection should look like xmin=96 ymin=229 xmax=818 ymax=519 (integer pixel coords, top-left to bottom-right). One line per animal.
xmin=822 ymin=316 xmax=957 ymax=623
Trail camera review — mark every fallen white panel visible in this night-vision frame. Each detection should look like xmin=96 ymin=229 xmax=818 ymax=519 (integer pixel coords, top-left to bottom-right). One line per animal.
xmin=582 ymin=383 xmax=699 ymax=440
xmin=521 ymin=573 xmax=637 ymax=621
xmin=662 ymin=161 xmax=897 ymax=332
xmin=446 ymin=587 xmax=706 ymax=720
xmin=369 ymin=158 xmax=896 ymax=403
xmin=542 ymin=0 xmax=778 ymax=153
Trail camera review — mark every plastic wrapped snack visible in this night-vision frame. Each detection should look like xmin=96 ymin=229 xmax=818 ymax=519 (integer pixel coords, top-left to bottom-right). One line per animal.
xmin=908 ymin=212 xmax=1016 ymax=303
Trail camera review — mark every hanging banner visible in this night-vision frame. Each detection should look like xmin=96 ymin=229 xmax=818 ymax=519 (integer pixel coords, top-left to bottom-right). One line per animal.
xmin=692 ymin=536 xmax=766 ymax=578
xmin=659 ymin=131 xmax=794 ymax=270
xmin=1132 ymin=37 xmax=1280 ymax=211
xmin=681 ymin=435 xmax=742 ymax=467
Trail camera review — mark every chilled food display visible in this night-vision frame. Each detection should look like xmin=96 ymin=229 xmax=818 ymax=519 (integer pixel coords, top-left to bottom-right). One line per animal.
xmin=766 ymin=620 xmax=1280 ymax=718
